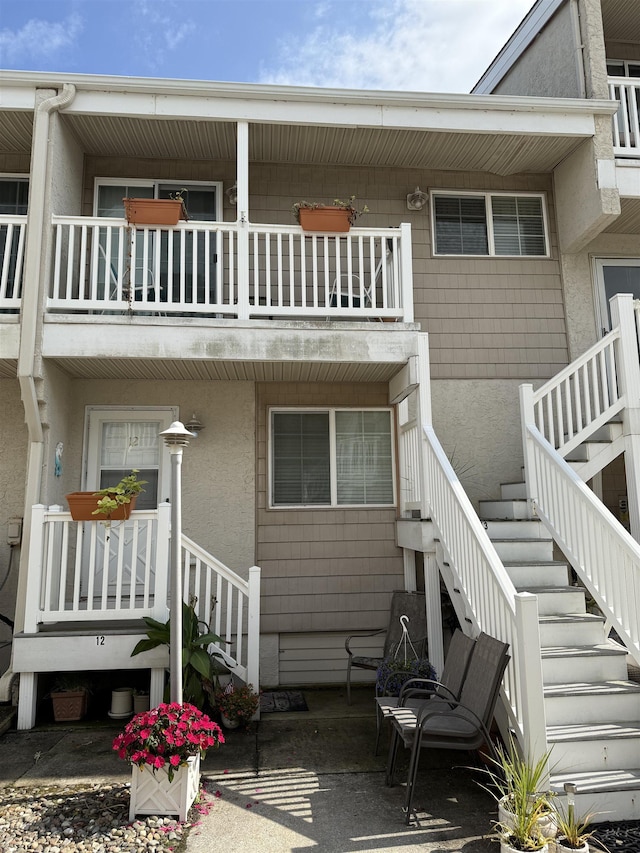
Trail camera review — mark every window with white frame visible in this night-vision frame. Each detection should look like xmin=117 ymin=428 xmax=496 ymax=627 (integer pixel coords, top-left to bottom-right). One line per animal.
xmin=432 ymin=192 xmax=548 ymax=257
xmin=270 ymin=409 xmax=395 ymax=507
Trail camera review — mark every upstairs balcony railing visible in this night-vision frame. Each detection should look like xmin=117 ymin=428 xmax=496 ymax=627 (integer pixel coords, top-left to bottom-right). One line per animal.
xmin=48 ymin=216 xmax=413 ymax=322
xmin=0 ymin=215 xmax=27 ymax=313
xmin=609 ymin=76 xmax=640 ymax=157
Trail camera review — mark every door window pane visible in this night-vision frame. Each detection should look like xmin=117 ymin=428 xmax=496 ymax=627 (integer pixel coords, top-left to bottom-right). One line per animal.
xmin=99 ymin=421 xmax=160 ymax=509
xmin=0 ymin=179 xmax=28 ymax=214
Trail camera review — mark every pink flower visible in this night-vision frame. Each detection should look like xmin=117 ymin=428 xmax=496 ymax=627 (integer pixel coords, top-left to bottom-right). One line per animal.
xmin=169 ymin=755 xmax=181 ymax=766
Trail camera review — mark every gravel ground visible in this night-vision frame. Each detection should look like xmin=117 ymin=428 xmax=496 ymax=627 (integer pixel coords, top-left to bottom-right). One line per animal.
xmin=0 ymin=782 xmax=197 ymax=853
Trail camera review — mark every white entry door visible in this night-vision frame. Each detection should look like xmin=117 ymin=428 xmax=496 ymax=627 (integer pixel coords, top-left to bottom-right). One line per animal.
xmin=83 ymin=407 xmax=176 ymax=600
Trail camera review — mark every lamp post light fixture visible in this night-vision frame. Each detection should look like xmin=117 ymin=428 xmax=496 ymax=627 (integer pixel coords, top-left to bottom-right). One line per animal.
xmin=159 ymin=420 xmax=192 ymax=704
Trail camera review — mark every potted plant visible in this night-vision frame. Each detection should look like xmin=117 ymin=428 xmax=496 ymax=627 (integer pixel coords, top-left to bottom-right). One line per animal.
xmin=553 ymin=788 xmax=597 ymax=852
xmin=123 ymin=190 xmax=188 ymax=226
xmin=131 ymin=600 xmax=224 ymax=710
xmin=50 ymin=673 xmax=92 ymax=722
xmin=66 ymin=469 xmax=147 ymax=522
xmin=375 ymin=655 xmax=437 ymax=697
xmin=479 ymin=738 xmax=557 ymax=845
xmin=215 ymin=683 xmax=260 ymax=729
xmin=113 ymin=702 xmax=224 ymax=821
xmin=292 ymin=196 xmax=368 ymax=232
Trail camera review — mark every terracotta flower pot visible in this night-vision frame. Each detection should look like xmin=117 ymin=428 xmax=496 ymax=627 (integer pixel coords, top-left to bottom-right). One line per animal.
xmin=123 ymin=198 xmax=187 ymax=226
xmin=51 ymin=689 xmax=89 ymax=722
xmin=66 ymin=492 xmax=138 ymax=521
xmin=298 ymin=206 xmax=352 ymax=232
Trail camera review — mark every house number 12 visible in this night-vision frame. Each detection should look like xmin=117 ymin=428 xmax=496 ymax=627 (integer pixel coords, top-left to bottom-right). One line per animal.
xmin=96 ymin=636 xmax=105 ymax=645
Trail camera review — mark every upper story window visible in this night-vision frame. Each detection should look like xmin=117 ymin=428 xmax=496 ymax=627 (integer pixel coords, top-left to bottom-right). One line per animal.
xmin=432 ymin=191 xmax=548 ymax=257
xmin=0 ymin=178 xmax=28 ymax=215
xmin=607 ymin=60 xmax=640 ymax=78
xmin=270 ymin=408 xmax=395 ymax=508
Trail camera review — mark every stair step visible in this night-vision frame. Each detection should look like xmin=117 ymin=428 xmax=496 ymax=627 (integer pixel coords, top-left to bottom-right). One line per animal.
xmin=500 ymin=482 xmax=527 ymax=500
xmin=541 ymin=643 xmax=629 ymax=683
xmin=527 ymin=586 xmax=586 ymax=616
xmin=479 ymin=500 xmax=531 ymax=520
xmin=565 ymin=440 xmax=612 ymax=462
xmin=483 ymin=519 xmax=548 ymax=539
xmin=504 ymin=561 xmax=570 ymax=588
xmin=492 ymin=538 xmax=554 ymax=562
xmin=544 ymin=680 xmax=640 ymax=724
xmin=538 ymin=613 xmax=606 ymax=646
xmin=547 ymin=721 xmax=640 ymax=771
xmin=550 ymin=769 xmax=640 ymax=822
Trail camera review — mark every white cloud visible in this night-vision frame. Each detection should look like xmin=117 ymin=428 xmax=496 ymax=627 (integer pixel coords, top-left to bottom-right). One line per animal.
xmin=262 ymin=0 xmax=534 ymax=93
xmin=132 ymin=0 xmax=196 ymax=70
xmin=0 ymin=12 xmax=83 ymax=63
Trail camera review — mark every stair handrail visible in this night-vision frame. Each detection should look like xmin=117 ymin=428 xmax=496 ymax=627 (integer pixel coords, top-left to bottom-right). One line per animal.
xmin=180 ymin=534 xmax=261 ymax=690
xmin=520 ymin=390 xmax=640 ymax=660
xmin=421 ymin=423 xmax=547 ymax=757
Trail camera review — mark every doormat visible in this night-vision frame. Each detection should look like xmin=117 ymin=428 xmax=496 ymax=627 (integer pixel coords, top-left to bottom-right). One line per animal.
xmin=260 ymin=690 xmax=308 ymax=713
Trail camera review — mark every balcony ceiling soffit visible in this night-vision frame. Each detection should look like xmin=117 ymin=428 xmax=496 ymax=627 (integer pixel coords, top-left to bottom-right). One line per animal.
xmin=602 ymin=0 xmax=640 ymax=43
xmin=604 ymin=197 xmax=640 ymax=233
xmin=48 ymin=357 xmax=399 ymax=383
xmin=0 ymin=112 xmax=33 ymax=153
xmin=67 ymin=113 xmax=583 ymax=174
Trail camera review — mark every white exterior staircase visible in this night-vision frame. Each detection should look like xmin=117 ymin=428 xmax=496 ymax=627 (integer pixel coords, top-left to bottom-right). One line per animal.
xmin=479 ymin=481 xmax=640 ymax=821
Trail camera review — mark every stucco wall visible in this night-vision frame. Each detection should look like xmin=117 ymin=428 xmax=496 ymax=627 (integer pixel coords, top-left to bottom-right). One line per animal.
xmin=256 ymin=382 xmax=404 ymax=635
xmin=431 ymin=379 xmax=527 ymax=507
xmin=0 ymin=380 xmax=28 ymax=676
xmin=57 ymin=379 xmax=256 ymax=575
xmin=492 ymin=2 xmax=582 ymax=98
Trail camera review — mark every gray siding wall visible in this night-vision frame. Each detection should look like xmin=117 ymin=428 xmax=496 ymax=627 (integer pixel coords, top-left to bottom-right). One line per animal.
xmin=256 ymin=382 xmax=404 ymax=635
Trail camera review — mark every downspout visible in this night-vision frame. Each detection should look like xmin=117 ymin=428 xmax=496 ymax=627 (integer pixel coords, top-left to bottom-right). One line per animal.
xmin=11 ymin=83 xmax=76 ymax=646
xmin=570 ymin=0 xmax=587 ymax=99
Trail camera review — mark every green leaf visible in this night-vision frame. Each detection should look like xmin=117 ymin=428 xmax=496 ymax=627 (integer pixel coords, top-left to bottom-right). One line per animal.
xmin=194 ymin=632 xmax=223 ymax=647
xmin=131 ymin=638 xmax=162 ymax=656
xmin=190 ymin=647 xmax=213 ymax=678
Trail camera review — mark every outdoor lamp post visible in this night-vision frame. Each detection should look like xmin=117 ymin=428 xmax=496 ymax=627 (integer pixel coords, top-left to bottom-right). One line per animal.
xmin=159 ymin=420 xmax=192 ymax=704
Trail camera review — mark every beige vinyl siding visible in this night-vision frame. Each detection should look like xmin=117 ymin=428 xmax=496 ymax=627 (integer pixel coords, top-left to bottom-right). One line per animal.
xmin=84 ymin=157 xmax=567 ymax=381
xmin=257 ymin=382 xmax=404 ymax=635
xmin=279 ymin=632 xmax=384 ymax=686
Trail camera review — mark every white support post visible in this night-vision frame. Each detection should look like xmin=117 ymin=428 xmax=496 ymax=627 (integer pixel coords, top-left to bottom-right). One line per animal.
xmin=416 ymin=333 xmax=432 ymax=519
xmin=424 ymin=553 xmax=444 ymax=675
xmin=610 ymin=294 xmax=640 ymax=542
xmin=150 ymin=668 xmax=165 ymax=708
xmin=399 ymin=222 xmax=414 ymax=322
xmin=402 ymin=548 xmax=417 ymax=592
xmin=519 ymin=384 xmax=538 ymax=508
xmin=247 ymin=565 xmax=261 ymax=703
xmin=152 ymin=502 xmax=171 ymax=621
xmin=23 ymin=504 xmax=46 ymax=634
xmin=514 ymin=592 xmax=548 ymax=766
xmin=236 ymin=120 xmax=250 ymax=320
xmin=17 ymin=672 xmax=38 ymax=730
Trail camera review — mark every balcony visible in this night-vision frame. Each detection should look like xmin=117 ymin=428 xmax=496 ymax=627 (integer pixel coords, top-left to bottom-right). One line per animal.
xmin=46 ymin=216 xmax=413 ymax=323
xmin=609 ymin=76 xmax=640 ymax=157
xmin=0 ymin=215 xmax=27 ymax=313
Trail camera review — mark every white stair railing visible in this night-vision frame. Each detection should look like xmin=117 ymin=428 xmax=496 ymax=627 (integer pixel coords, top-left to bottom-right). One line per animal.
xmin=609 ymin=76 xmax=640 ymax=156
xmin=421 ymin=424 xmax=547 ymax=754
xmin=520 ymin=398 xmax=640 ymax=660
xmin=0 ymin=215 xmax=27 ymax=311
xmin=24 ymin=503 xmax=261 ymax=690
xmin=181 ymin=535 xmax=260 ymax=689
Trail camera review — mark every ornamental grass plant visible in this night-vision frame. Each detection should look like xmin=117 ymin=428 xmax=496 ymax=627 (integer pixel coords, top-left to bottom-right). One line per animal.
xmin=112 ymin=702 xmax=224 ymax=781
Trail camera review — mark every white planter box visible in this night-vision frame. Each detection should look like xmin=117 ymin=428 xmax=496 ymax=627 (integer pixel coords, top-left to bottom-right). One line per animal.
xmin=129 ymin=754 xmax=200 ymax=822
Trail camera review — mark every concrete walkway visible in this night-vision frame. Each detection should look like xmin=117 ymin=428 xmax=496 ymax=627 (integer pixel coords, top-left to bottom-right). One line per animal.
xmin=0 ymin=687 xmax=496 ymax=852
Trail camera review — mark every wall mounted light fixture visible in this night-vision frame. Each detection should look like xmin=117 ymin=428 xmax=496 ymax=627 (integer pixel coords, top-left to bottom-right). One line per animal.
xmin=406 ymin=187 xmax=428 ymax=211
xmin=226 ymin=183 xmax=238 ymax=205
xmin=185 ymin=412 xmax=204 ymax=437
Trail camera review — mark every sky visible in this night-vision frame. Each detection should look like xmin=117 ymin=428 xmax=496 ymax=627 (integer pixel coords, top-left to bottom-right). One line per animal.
xmin=0 ymin=0 xmax=536 ymax=94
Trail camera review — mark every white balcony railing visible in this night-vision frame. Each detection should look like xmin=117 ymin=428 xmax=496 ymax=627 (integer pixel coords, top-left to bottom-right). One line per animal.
xmin=49 ymin=216 xmax=413 ymax=322
xmin=0 ymin=215 xmax=27 ymax=312
xmin=609 ymin=76 xmax=640 ymax=157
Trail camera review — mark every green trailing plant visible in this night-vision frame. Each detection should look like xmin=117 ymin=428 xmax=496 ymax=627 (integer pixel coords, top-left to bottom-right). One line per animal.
xmin=375 ymin=655 xmax=436 ymax=697
xmin=92 ymin=469 xmax=146 ymax=520
xmin=131 ymin=601 xmax=223 ymax=709
xmin=291 ymin=195 xmax=369 ymax=225
xmin=51 ymin=673 xmax=93 ymax=694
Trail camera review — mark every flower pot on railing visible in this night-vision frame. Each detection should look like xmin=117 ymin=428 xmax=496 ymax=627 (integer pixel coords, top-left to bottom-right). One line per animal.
xmin=65 ymin=492 xmax=138 ymax=521
xmin=123 ymin=198 xmax=187 ymax=226
xmin=298 ymin=206 xmax=353 ymax=233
